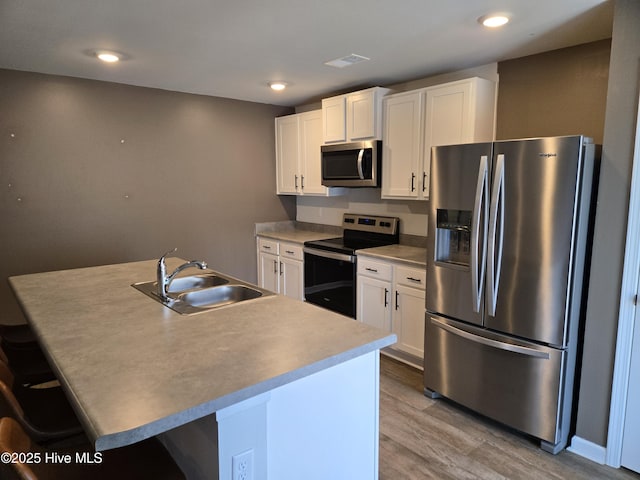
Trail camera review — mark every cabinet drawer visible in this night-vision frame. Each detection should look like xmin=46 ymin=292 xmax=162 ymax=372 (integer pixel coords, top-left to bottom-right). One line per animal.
xmin=279 ymin=242 xmax=303 ymax=261
xmin=258 ymin=238 xmax=279 ymax=255
xmin=357 ymin=258 xmax=392 ymax=281
xmin=395 ymin=265 xmax=426 ymax=290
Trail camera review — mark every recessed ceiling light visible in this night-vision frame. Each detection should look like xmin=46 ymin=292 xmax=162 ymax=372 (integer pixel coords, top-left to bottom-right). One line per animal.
xmin=269 ymin=81 xmax=288 ymax=91
xmin=479 ymin=14 xmax=510 ymax=28
xmin=96 ymin=51 xmax=121 ymax=63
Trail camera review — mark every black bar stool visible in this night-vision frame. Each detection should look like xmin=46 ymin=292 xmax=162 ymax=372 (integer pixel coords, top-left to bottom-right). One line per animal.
xmin=0 ymin=417 xmax=186 ymax=479
xmin=0 ymin=323 xmax=37 ymax=345
xmin=0 ymin=323 xmax=55 ymax=386
xmin=0 ymin=361 xmax=82 ymax=445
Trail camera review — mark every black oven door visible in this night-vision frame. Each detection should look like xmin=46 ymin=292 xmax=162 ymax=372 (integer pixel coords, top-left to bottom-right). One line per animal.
xmin=303 ymin=248 xmax=356 ymax=318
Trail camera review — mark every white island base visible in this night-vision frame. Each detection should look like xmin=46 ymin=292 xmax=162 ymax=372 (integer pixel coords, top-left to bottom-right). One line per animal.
xmin=160 ymin=351 xmax=380 ymax=480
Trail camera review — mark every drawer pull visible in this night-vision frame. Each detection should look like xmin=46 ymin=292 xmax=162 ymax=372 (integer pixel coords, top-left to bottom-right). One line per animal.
xmin=406 ymin=276 xmax=422 ymax=283
xmin=263 ymin=245 xmax=271 ymax=250
xmin=365 ymin=267 xmax=378 ymax=273
xmin=285 ymin=250 xmax=295 ymax=255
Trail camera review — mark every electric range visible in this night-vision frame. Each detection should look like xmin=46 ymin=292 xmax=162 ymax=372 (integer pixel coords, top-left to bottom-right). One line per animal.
xmin=303 ymin=213 xmax=400 ymax=318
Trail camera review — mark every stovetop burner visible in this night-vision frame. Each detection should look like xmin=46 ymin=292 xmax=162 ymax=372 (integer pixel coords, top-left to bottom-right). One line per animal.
xmin=304 ymin=214 xmax=400 ymax=254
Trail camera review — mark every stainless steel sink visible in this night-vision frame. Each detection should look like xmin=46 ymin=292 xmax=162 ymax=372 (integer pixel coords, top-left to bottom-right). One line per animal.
xmin=132 ymin=272 xmax=271 ymax=315
xmin=167 ymin=274 xmax=228 ymax=293
xmin=177 ymin=285 xmax=263 ymax=308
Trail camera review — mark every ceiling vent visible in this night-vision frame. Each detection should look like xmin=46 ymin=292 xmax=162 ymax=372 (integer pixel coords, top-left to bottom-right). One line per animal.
xmin=324 ymin=54 xmax=370 ymax=68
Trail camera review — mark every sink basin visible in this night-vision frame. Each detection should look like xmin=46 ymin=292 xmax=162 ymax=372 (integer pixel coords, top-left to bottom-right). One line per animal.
xmin=167 ymin=274 xmax=228 ymax=293
xmin=177 ymin=285 xmax=263 ymax=308
xmin=132 ymin=272 xmax=271 ymax=315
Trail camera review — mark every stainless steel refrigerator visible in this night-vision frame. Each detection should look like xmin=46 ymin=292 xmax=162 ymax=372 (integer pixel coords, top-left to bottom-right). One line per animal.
xmin=424 ymin=135 xmax=599 ymax=454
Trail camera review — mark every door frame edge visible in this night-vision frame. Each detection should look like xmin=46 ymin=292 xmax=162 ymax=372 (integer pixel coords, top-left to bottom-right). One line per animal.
xmin=606 ymin=90 xmax=640 ymax=467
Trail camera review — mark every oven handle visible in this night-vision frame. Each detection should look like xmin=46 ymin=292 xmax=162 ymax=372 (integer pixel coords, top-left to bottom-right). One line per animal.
xmin=303 ymin=247 xmax=355 ymax=263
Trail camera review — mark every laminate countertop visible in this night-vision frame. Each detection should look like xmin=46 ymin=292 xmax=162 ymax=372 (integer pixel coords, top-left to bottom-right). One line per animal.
xmin=357 ymin=244 xmax=427 ymax=268
xmin=256 ymin=229 xmax=338 ymax=244
xmin=255 ymin=223 xmax=427 ymax=266
xmin=9 ymin=259 xmax=395 ymax=451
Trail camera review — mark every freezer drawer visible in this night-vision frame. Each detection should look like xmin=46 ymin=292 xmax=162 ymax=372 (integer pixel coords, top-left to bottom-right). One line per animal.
xmin=424 ymin=314 xmax=567 ymax=448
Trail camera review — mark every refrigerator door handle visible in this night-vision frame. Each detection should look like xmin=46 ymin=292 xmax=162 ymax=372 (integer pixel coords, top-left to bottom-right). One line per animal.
xmin=487 ymin=153 xmax=505 ymax=316
xmin=471 ymin=155 xmax=489 ymax=313
xmin=429 ymin=317 xmax=550 ymax=360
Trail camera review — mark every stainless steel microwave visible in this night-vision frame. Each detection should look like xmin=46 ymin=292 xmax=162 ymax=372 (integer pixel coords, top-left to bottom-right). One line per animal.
xmin=321 ymin=140 xmax=382 ymax=187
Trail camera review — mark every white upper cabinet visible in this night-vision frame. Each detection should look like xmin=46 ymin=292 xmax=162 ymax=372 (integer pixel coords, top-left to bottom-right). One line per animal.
xmin=381 ymin=77 xmax=496 ymax=200
xmin=322 ymin=87 xmax=391 ymax=144
xmin=381 ymin=90 xmax=424 ymax=199
xmin=298 ymin=111 xmax=326 ymax=195
xmin=276 ymin=114 xmax=300 ymax=195
xmin=321 ymin=96 xmax=347 ymax=143
xmin=276 ymin=109 xmax=344 ymax=196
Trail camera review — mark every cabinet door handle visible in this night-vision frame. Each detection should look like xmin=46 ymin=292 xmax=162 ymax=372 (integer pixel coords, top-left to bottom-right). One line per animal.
xmin=279 ymin=261 xmax=283 ymax=275
xmin=384 ymin=288 xmax=389 ymax=308
xmin=301 ymin=175 xmax=305 ymax=190
xmin=422 ymin=172 xmax=427 ymax=192
xmin=294 ymin=175 xmax=298 ymax=189
xmin=406 ymin=276 xmax=422 ymax=283
xmin=365 ymin=267 xmax=378 ymax=273
xmin=273 ymin=260 xmax=278 ymax=274
xmin=411 ymin=173 xmax=416 ymax=192
xmin=395 ymin=290 xmax=400 ymax=310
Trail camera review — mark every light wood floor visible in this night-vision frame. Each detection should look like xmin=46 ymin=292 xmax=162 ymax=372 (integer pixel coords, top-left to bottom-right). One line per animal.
xmin=378 ymin=356 xmax=640 ymax=480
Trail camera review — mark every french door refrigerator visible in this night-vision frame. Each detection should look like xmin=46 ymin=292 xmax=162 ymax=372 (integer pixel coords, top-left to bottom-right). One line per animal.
xmin=424 ymin=135 xmax=598 ymax=454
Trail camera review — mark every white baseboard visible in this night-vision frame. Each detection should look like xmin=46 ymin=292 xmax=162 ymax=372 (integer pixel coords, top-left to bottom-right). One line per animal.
xmin=567 ymin=435 xmax=607 ymax=464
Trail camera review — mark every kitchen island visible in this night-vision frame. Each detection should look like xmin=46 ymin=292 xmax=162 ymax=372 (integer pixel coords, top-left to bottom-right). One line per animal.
xmin=9 ymin=258 xmax=396 ymax=480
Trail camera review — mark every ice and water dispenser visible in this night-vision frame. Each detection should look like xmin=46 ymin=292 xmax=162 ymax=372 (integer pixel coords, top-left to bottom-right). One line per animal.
xmin=435 ymin=209 xmax=471 ymax=267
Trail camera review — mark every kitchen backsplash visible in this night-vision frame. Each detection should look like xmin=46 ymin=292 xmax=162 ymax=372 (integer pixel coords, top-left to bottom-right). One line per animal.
xmin=256 ymin=219 xmax=426 ymax=248
xmin=296 ymin=188 xmax=429 ymax=237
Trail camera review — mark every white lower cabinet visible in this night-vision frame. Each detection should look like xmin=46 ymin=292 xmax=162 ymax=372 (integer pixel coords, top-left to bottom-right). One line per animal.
xmin=259 ymin=250 xmax=279 ymax=293
xmin=357 ymin=257 xmax=425 ymax=368
xmin=357 ymin=257 xmax=392 ymax=332
xmin=279 ymin=254 xmax=304 ymax=300
xmin=257 ymin=238 xmax=304 ymax=301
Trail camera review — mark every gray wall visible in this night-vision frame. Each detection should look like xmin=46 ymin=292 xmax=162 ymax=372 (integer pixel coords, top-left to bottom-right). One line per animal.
xmin=576 ymin=0 xmax=640 ymax=447
xmin=0 ymin=69 xmax=295 ymax=323
xmin=496 ymin=39 xmax=610 ymax=144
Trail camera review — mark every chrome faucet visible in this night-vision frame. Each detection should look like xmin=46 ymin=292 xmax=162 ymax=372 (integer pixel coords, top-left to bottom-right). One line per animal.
xmin=156 ymin=248 xmax=207 ymax=302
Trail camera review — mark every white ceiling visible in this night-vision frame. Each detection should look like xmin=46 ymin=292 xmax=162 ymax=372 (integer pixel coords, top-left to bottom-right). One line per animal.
xmin=0 ymin=0 xmax=613 ymax=107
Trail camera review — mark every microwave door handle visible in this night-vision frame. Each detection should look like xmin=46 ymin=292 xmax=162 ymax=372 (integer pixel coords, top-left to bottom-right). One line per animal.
xmin=357 ymin=149 xmax=365 ymax=179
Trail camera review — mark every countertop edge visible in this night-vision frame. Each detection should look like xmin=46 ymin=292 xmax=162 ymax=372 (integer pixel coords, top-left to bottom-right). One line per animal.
xmin=356 ymin=247 xmax=427 ymax=269
xmin=94 ymin=334 xmax=396 ymax=451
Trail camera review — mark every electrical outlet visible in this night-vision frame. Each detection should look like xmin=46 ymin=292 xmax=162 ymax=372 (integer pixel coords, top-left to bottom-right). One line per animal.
xmin=232 ymin=449 xmax=254 ymax=480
